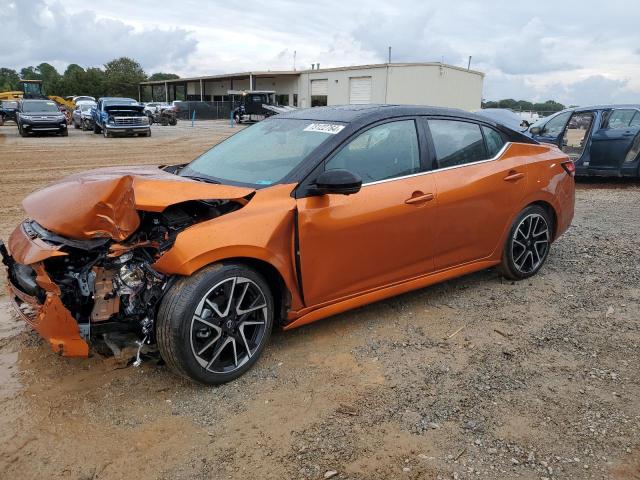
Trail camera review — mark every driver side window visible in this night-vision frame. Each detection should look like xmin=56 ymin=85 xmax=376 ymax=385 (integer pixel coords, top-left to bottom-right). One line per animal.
xmin=325 ymin=120 xmax=420 ymax=183
xmin=541 ymin=111 xmax=572 ymax=137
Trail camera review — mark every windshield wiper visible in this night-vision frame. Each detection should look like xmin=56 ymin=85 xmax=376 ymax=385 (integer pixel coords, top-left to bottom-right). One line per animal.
xmin=181 ymin=174 xmax=221 ymax=184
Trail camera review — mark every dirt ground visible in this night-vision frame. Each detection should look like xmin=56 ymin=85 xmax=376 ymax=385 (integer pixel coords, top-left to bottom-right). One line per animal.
xmin=0 ymin=121 xmax=638 ymax=480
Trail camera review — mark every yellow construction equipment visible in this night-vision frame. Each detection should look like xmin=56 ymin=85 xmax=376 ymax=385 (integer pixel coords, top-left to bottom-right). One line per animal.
xmin=0 ymin=80 xmax=76 ymax=110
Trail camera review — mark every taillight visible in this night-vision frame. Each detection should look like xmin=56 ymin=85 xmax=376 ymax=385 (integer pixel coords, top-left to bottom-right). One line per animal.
xmin=561 ymin=160 xmax=575 ymax=177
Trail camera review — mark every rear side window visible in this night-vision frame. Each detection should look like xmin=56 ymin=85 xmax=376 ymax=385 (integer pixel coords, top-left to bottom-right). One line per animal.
xmin=482 ymin=126 xmax=506 ymax=157
xmin=631 ymin=112 xmax=640 ymax=128
xmin=607 ymin=110 xmax=637 ymax=129
xmin=428 ymin=120 xmax=487 ymax=168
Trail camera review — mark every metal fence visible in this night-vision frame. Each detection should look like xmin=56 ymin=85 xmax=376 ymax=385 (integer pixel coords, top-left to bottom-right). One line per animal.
xmin=173 ymin=101 xmax=241 ymax=121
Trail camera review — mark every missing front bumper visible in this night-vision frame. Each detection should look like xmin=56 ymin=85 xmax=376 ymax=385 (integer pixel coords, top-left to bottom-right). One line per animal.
xmin=2 ymin=238 xmax=89 ymax=357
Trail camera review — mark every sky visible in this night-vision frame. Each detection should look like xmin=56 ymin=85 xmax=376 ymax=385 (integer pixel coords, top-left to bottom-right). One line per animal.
xmin=2 ymin=0 xmax=640 ymax=105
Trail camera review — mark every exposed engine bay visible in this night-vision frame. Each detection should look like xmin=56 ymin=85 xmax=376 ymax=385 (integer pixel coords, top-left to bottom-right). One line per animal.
xmin=4 ymin=197 xmax=243 ymax=359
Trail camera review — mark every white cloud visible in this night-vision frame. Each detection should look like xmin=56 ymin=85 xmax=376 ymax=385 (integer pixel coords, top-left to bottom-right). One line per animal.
xmin=2 ymin=0 xmax=640 ymax=106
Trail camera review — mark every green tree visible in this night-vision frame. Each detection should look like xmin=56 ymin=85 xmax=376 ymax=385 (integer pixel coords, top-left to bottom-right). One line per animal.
xmin=0 ymin=68 xmax=20 ymax=91
xmin=61 ymin=64 xmax=86 ymax=97
xmin=148 ymin=72 xmax=180 ymax=81
xmin=104 ymin=57 xmax=146 ymax=98
xmin=20 ymin=66 xmax=40 ymax=80
xmin=84 ymin=67 xmax=106 ymax=99
xmin=33 ymin=63 xmax=62 ymax=95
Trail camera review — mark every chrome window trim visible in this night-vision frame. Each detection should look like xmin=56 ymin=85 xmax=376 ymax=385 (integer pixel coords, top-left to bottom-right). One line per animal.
xmin=362 ymin=142 xmax=512 ymax=187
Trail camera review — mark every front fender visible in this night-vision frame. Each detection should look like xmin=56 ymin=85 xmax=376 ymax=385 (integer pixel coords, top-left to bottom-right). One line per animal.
xmin=152 ymin=184 xmax=303 ymax=310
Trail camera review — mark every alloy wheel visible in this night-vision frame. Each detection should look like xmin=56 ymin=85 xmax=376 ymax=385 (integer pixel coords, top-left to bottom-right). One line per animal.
xmin=189 ymin=276 xmax=268 ymax=374
xmin=511 ymin=213 xmax=550 ymax=274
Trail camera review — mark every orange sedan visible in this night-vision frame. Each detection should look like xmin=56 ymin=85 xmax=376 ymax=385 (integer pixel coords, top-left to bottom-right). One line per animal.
xmin=2 ymin=105 xmax=575 ymax=384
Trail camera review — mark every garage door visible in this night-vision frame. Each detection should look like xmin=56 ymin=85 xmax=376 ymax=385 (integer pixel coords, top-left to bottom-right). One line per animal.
xmin=349 ymin=77 xmax=372 ymax=104
xmin=311 ymin=79 xmax=328 ymax=96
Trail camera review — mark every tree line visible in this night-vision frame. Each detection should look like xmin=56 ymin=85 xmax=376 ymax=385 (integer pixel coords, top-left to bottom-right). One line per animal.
xmin=481 ymin=99 xmax=567 ymax=115
xmin=0 ymin=57 xmax=179 ymax=99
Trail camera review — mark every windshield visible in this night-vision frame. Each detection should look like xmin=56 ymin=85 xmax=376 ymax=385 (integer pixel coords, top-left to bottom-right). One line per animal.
xmin=181 ymin=119 xmax=343 ymax=186
xmin=22 ymin=101 xmax=60 ymax=113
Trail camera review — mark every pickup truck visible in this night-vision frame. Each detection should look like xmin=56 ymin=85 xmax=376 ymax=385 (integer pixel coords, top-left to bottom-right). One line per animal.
xmin=92 ymin=97 xmax=151 ymax=137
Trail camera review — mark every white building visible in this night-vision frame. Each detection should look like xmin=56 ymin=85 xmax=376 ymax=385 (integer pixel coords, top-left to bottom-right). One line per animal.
xmin=140 ymin=62 xmax=484 ymax=112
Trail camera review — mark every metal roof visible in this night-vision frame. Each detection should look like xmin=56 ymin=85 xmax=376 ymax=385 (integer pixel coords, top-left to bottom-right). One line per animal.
xmin=140 ymin=62 xmax=484 ymax=86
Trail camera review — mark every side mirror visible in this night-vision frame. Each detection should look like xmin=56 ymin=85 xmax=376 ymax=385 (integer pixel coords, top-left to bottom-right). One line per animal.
xmin=530 ymin=126 xmax=542 ymax=135
xmin=314 ymin=169 xmax=362 ymax=195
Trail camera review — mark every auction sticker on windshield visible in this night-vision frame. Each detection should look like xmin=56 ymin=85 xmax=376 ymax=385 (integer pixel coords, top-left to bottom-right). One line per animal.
xmin=303 ymin=123 xmax=345 ymax=134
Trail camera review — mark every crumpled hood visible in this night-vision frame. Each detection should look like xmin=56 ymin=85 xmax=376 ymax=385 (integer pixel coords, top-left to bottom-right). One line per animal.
xmin=22 ymin=165 xmax=254 ymax=241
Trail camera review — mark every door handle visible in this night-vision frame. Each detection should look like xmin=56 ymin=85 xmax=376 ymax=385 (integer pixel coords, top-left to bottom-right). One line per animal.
xmin=405 ymin=192 xmax=434 ymax=204
xmin=622 ymin=131 xmax=635 ymax=137
xmin=503 ymin=171 xmax=525 ymax=182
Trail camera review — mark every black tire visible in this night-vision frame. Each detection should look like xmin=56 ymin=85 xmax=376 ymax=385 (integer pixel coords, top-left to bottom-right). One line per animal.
xmin=500 ymin=205 xmax=553 ymax=280
xmin=18 ymin=125 xmax=28 ymax=137
xmin=60 ymin=129 xmax=68 ymax=137
xmin=94 ymin=124 xmax=102 ymax=134
xmin=157 ymin=263 xmax=274 ymax=385
xmin=169 ymin=117 xmax=177 ymax=126
xmin=145 ymin=129 xmax=151 ymax=137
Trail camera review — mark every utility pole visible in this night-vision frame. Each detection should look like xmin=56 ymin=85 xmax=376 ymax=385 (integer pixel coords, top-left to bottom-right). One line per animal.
xmin=467 ymin=56 xmax=472 ymax=70
xmin=388 ymin=46 xmax=392 ymax=63
xmin=293 ymin=50 xmax=297 ymax=71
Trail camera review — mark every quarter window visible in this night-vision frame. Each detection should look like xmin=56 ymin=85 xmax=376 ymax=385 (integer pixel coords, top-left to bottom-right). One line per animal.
xmin=482 ymin=126 xmax=506 ymax=157
xmin=325 ymin=120 xmax=420 ymax=183
xmin=630 ymin=112 xmax=640 ymax=128
xmin=428 ymin=120 xmax=487 ymax=168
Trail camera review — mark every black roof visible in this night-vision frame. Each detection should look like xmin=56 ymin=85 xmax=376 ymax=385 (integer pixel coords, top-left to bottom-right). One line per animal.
xmin=278 ymin=104 xmax=492 ymax=123
xmin=276 ymin=104 xmax=537 ymax=144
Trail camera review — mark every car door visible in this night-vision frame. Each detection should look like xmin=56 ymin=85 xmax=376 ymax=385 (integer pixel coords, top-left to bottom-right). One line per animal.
xmin=589 ymin=109 xmax=640 ymax=174
xmin=531 ymin=110 xmax=573 ymax=146
xmin=296 ymin=118 xmax=437 ymax=307
xmin=560 ymin=110 xmax=596 ymax=164
xmin=426 ymin=119 xmax=527 ymax=270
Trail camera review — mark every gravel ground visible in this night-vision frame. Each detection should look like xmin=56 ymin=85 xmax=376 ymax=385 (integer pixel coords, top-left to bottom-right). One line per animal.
xmin=0 ymin=121 xmax=638 ymax=479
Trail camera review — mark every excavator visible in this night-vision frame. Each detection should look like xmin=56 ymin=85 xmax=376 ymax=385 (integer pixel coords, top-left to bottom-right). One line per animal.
xmin=0 ymin=80 xmax=77 ymax=125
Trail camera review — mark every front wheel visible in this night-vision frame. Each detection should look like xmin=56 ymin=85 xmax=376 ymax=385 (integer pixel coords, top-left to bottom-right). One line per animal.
xmin=156 ymin=264 xmax=274 ymax=385
xmin=500 ymin=205 xmax=553 ymax=280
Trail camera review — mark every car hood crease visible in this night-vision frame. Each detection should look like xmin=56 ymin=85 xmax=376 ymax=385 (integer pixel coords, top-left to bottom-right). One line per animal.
xmin=22 ymin=165 xmax=255 ymax=241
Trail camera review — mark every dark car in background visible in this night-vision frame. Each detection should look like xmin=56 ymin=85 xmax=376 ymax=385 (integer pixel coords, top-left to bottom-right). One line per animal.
xmin=17 ymin=99 xmax=68 ymax=137
xmin=0 ymin=100 xmax=19 ymax=126
xmin=528 ymin=105 xmax=640 ymax=177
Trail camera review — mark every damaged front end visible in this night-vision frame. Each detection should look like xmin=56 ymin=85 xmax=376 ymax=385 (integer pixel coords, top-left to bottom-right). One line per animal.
xmin=2 ymin=166 xmax=252 ymax=358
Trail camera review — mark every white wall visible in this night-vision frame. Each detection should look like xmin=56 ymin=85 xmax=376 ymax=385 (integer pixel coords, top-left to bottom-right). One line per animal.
xmin=297 ymin=64 xmax=483 ymax=111
xmin=386 ymin=65 xmax=483 ymax=110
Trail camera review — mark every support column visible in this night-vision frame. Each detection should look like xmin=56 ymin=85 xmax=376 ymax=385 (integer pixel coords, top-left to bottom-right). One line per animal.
xmin=164 ymin=81 xmax=168 ymax=102
xmin=200 ymin=79 xmax=204 ymax=101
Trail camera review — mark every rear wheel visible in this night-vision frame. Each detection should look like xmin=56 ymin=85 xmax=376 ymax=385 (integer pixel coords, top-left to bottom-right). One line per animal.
xmin=157 ymin=264 xmax=273 ymax=385
xmin=500 ymin=205 xmax=552 ymax=280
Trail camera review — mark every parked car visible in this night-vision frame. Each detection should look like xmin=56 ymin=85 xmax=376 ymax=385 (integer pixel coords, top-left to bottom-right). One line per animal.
xmin=1 ymin=105 xmax=574 ymax=384
xmin=527 ymin=105 xmax=640 ymax=177
xmin=71 ymin=102 xmax=97 ymax=130
xmin=0 ymin=100 xmax=19 ymax=126
xmin=16 ymin=99 xmax=68 ymax=136
xmin=92 ymin=97 xmax=150 ymax=137
xmin=144 ymin=102 xmax=172 ymax=116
